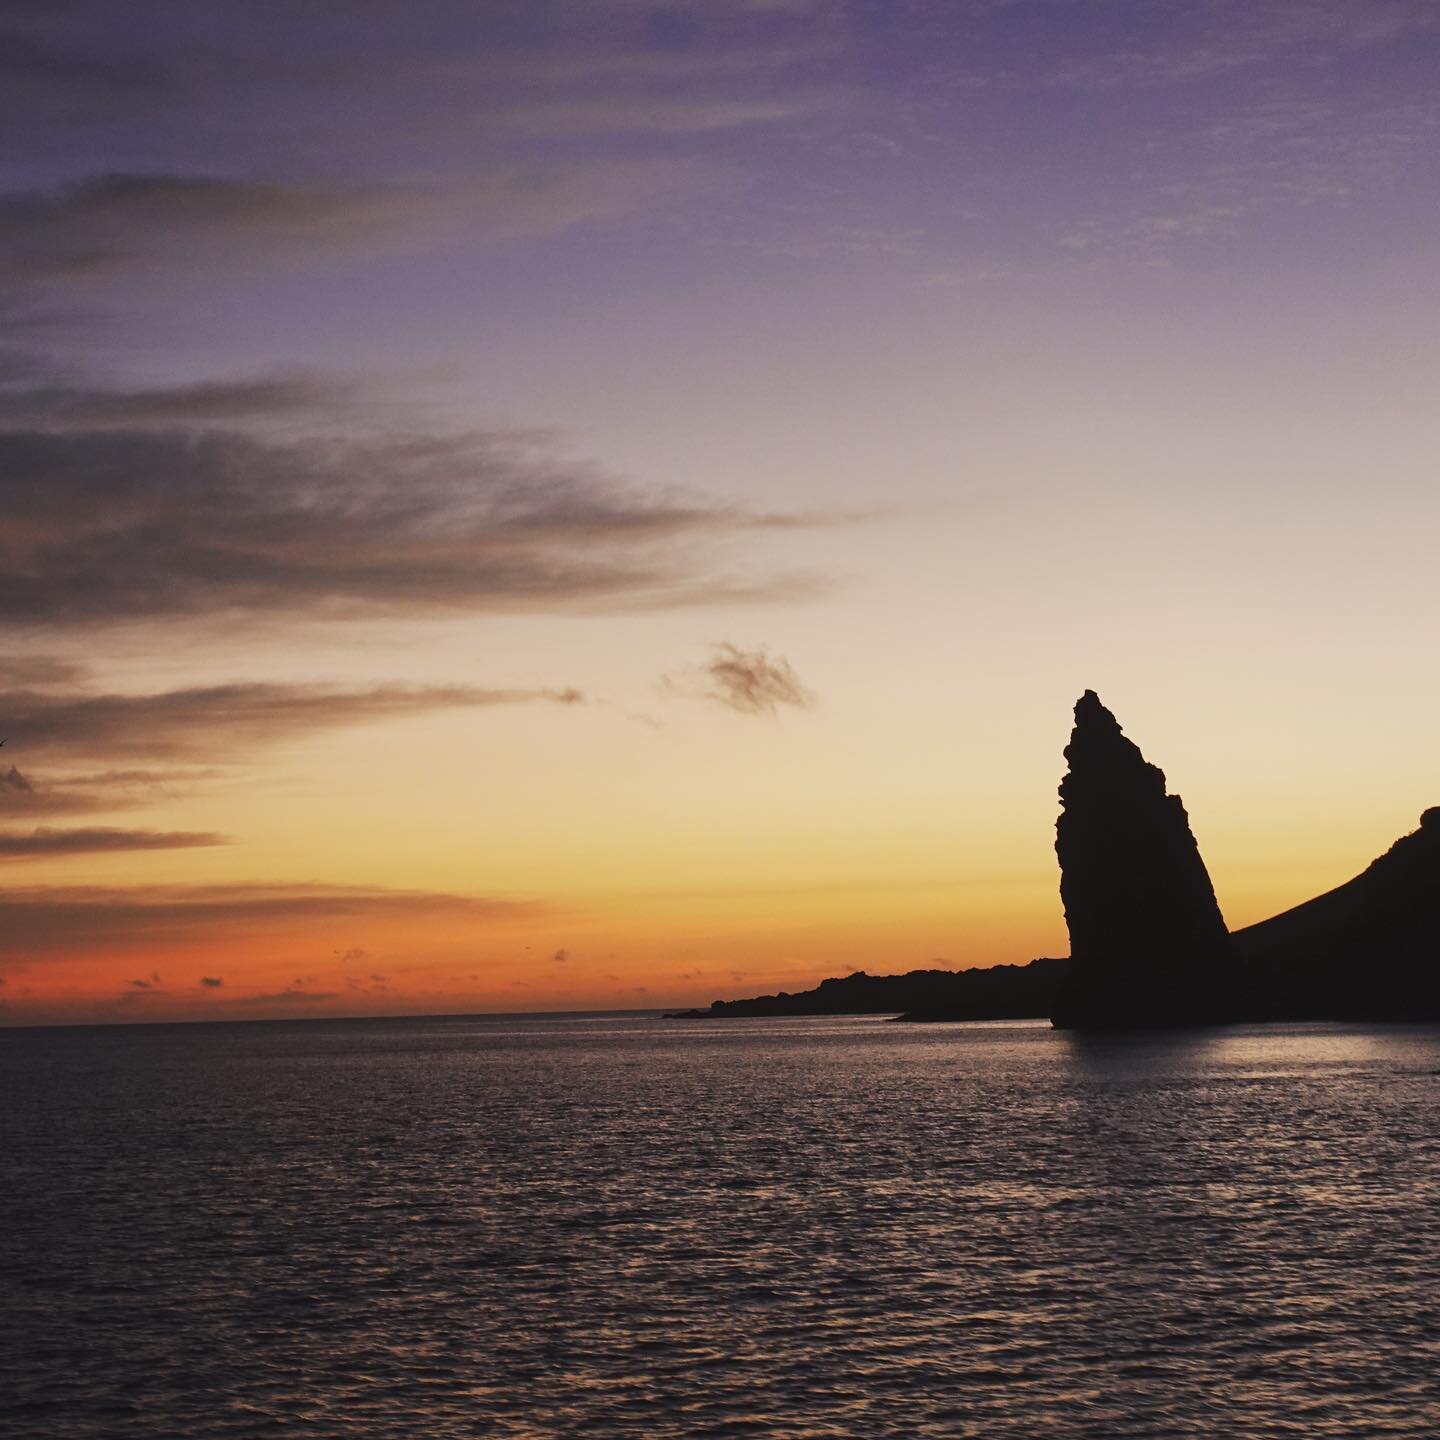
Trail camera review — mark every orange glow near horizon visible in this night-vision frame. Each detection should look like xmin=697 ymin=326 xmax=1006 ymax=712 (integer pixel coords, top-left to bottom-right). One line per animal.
xmin=4 ymin=623 xmax=1437 ymax=1027
xmin=4 ymin=707 xmax=1426 ymax=1027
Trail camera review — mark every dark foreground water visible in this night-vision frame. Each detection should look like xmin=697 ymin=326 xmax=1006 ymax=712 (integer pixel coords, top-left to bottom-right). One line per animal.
xmin=3 ymin=1014 xmax=1440 ymax=1439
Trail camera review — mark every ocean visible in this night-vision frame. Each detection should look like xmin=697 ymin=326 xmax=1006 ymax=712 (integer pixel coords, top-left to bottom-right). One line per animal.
xmin=3 ymin=1013 xmax=1439 ymax=1438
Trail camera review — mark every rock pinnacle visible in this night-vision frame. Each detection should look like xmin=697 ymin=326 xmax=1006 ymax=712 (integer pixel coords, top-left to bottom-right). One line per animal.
xmin=1052 ymin=691 xmax=1233 ymax=1028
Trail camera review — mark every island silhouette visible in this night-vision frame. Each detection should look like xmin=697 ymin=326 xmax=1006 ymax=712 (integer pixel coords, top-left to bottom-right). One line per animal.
xmin=668 ymin=691 xmax=1440 ymax=1028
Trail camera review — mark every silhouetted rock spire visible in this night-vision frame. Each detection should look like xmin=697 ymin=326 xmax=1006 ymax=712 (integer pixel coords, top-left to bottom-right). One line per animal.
xmin=665 ymin=694 xmax=1437 ymax=1029
xmin=1052 ymin=691 xmax=1233 ymax=1028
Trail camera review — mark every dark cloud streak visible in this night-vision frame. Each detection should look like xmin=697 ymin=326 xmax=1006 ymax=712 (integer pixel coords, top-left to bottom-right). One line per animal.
xmin=0 ymin=9 xmax=840 ymax=641
xmin=0 ymin=425 xmax=823 ymax=629
xmin=0 ymin=679 xmax=586 ymax=761
xmin=0 ymin=826 xmax=225 ymax=858
xmin=0 ymin=163 xmax=720 ymax=291
xmin=0 ymin=173 xmax=443 ymax=283
xmin=0 ymin=373 xmax=356 ymax=427
xmin=0 ymin=764 xmax=217 ymax=817
xmin=0 ymin=882 xmax=540 ymax=956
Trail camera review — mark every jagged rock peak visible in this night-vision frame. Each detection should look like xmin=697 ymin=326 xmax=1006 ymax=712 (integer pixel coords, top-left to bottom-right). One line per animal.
xmin=1052 ymin=690 xmax=1232 ymax=1028
xmin=1060 ymin=691 xmax=1169 ymax=807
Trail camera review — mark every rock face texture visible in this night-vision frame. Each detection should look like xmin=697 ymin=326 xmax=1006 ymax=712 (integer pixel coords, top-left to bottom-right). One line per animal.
xmin=1052 ymin=691 xmax=1233 ymax=1028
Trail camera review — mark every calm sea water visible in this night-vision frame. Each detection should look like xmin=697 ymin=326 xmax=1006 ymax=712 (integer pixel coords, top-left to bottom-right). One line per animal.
xmin=3 ymin=1013 xmax=1439 ymax=1438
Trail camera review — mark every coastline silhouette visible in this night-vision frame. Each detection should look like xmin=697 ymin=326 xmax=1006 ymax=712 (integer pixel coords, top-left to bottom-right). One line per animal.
xmin=669 ymin=692 xmax=1440 ymax=1028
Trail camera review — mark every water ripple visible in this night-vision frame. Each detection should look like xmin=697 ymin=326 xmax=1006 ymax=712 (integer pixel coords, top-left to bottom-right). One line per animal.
xmin=3 ymin=1016 xmax=1439 ymax=1437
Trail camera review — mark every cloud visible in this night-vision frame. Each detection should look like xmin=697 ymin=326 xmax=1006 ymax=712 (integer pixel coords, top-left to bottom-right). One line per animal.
xmin=237 ymin=988 xmax=338 ymax=1007
xmin=1054 ymin=86 xmax=1440 ymax=257
xmin=0 ymin=656 xmax=86 ymax=687
xmin=0 ymin=373 xmax=357 ymax=428
xmin=0 ymin=882 xmax=540 ymax=956
xmin=902 ymin=1 xmax=1440 ymax=263
xmin=1 ymin=766 xmax=32 ymax=795
xmin=965 ymin=0 xmax=1440 ymax=91
xmin=0 ymin=425 xmax=823 ymax=630
xmin=498 ymin=95 xmax=822 ymax=137
xmin=0 ymin=678 xmax=584 ymax=762
xmin=0 ymin=765 xmax=215 ymax=817
xmin=0 ymin=2 xmax=841 ymax=310
xmin=0 ymin=168 xmax=676 ymax=286
xmin=0 ymin=826 xmax=225 ymax=858
xmin=701 ymin=642 xmax=817 ymax=715
xmin=0 ymin=159 xmax=735 ymax=295
xmin=1189 ymin=1 xmax=1435 ymax=80
xmin=0 ymin=4 xmax=837 ymax=149
xmin=0 ymin=173 xmax=416 ymax=283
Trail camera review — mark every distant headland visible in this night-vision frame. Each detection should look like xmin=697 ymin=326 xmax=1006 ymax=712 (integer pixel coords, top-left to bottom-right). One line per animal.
xmin=667 ymin=692 xmax=1440 ymax=1029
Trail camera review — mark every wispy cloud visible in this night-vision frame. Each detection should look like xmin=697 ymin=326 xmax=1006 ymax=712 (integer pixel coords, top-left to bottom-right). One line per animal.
xmin=234 ymin=988 xmax=338 ymax=1008
xmin=0 ymin=2 xmax=839 ymax=144
xmin=497 ymin=94 xmax=826 ymax=137
xmin=925 ymin=0 xmax=1440 ymax=95
xmin=0 ymin=425 xmax=825 ymax=630
xmin=0 ymin=764 xmax=217 ymax=817
xmin=0 ymin=656 xmax=86 ymax=687
xmin=0 ymin=372 xmax=357 ymax=428
xmin=0 ymin=165 xmax=715 ymax=291
xmin=1053 ymin=86 xmax=1440 ymax=257
xmin=0 ymin=4 xmax=839 ymax=300
xmin=0 ymin=882 xmax=540 ymax=956
xmin=1037 ymin=0 xmax=1440 ymax=88
xmin=887 ymin=1 xmax=1440 ymax=265
xmin=0 ymin=766 xmax=32 ymax=797
xmin=0 ymin=678 xmax=584 ymax=762
xmin=0 ymin=826 xmax=224 ymax=858
xmin=0 ymin=174 xmax=415 ymax=283
xmin=700 ymin=642 xmax=817 ymax=715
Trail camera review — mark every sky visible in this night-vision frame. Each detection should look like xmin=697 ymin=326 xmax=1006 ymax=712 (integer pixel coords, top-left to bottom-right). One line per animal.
xmin=3 ymin=0 xmax=1438 ymax=1025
